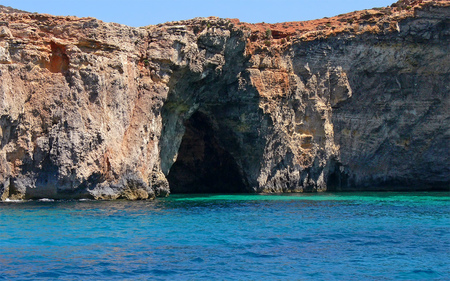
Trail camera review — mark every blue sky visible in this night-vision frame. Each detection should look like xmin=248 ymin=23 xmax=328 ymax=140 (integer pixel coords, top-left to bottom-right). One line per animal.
xmin=2 ymin=0 xmax=396 ymax=27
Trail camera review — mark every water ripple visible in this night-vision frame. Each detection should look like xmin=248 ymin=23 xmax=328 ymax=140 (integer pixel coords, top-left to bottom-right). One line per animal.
xmin=0 ymin=192 xmax=449 ymax=280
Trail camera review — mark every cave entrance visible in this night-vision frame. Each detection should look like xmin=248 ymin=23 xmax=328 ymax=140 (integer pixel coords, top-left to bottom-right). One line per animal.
xmin=167 ymin=111 xmax=248 ymax=194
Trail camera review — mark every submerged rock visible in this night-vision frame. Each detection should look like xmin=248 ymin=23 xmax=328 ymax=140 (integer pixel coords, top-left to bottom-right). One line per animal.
xmin=0 ymin=1 xmax=448 ymax=200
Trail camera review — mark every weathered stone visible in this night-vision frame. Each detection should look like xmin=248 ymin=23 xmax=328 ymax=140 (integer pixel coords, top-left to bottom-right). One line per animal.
xmin=0 ymin=45 xmax=10 ymax=63
xmin=0 ymin=2 xmax=448 ymax=200
xmin=0 ymin=26 xmax=12 ymax=38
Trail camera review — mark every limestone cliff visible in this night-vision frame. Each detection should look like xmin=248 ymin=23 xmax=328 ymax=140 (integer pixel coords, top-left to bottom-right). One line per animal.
xmin=0 ymin=0 xmax=448 ymax=200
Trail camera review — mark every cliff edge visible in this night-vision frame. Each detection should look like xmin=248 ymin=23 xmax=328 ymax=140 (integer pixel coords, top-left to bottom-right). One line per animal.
xmin=0 ymin=0 xmax=448 ymax=200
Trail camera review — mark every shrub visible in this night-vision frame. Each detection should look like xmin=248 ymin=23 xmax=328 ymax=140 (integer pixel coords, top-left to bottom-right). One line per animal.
xmin=265 ymin=28 xmax=272 ymax=39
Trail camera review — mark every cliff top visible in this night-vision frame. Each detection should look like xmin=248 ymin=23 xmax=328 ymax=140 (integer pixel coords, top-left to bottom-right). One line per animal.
xmin=0 ymin=0 xmax=448 ymax=48
xmin=229 ymin=0 xmax=450 ymax=44
xmin=0 ymin=5 xmax=29 ymax=14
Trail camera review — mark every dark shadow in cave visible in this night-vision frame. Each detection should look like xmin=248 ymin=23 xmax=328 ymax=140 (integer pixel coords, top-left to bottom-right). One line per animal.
xmin=167 ymin=111 xmax=249 ymax=194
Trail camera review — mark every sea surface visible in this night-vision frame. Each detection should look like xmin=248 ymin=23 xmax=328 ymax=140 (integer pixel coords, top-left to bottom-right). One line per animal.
xmin=0 ymin=192 xmax=449 ymax=280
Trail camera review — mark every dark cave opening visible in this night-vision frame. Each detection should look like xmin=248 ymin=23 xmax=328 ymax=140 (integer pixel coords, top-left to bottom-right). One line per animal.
xmin=167 ymin=111 xmax=248 ymax=194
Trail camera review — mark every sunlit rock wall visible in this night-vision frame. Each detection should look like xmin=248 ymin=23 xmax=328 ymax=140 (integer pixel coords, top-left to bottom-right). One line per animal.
xmin=0 ymin=2 xmax=448 ymax=200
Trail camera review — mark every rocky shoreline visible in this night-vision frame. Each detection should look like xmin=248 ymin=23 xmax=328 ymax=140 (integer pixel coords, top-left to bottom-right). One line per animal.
xmin=0 ymin=0 xmax=448 ymax=200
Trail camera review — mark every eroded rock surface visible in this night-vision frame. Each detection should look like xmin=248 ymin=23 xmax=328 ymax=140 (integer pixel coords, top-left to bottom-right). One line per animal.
xmin=0 ymin=1 xmax=448 ymax=200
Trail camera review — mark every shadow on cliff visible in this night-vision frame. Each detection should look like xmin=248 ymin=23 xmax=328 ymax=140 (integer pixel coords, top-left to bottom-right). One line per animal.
xmin=158 ymin=33 xmax=268 ymax=194
xmin=166 ymin=111 xmax=249 ymax=193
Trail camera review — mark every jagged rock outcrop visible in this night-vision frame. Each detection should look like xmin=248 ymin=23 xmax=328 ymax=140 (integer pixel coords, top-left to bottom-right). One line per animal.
xmin=0 ymin=1 xmax=448 ymax=200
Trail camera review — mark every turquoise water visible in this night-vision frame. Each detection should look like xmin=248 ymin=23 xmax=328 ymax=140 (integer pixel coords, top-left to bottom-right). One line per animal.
xmin=0 ymin=192 xmax=449 ymax=280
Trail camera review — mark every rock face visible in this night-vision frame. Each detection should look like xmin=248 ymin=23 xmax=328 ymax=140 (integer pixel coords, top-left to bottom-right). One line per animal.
xmin=0 ymin=1 xmax=448 ymax=200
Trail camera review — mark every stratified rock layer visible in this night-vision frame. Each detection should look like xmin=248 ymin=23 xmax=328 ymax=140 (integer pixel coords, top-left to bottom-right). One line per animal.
xmin=0 ymin=1 xmax=448 ymax=200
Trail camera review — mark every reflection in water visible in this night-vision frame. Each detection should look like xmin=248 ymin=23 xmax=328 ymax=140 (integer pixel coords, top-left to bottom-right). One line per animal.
xmin=0 ymin=192 xmax=449 ymax=280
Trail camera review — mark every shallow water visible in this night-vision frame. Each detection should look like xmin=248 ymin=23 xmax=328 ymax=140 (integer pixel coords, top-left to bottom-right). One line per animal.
xmin=0 ymin=192 xmax=449 ymax=280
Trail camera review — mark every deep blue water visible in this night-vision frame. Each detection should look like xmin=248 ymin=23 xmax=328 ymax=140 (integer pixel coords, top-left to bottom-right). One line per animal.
xmin=0 ymin=192 xmax=449 ymax=280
